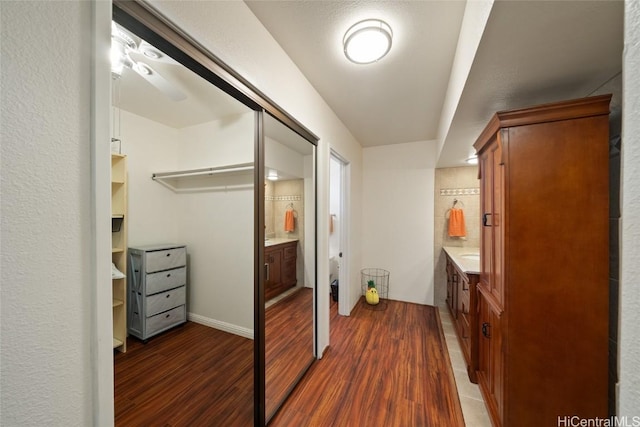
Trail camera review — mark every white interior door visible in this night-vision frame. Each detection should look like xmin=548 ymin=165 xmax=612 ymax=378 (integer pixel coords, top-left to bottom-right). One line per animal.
xmin=330 ymin=151 xmax=350 ymax=316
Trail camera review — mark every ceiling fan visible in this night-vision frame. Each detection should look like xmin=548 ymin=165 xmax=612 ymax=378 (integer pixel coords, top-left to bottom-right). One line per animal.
xmin=111 ymin=22 xmax=187 ymax=102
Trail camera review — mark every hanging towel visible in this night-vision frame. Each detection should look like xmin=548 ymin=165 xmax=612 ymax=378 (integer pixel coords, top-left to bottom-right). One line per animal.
xmin=284 ymin=209 xmax=295 ymax=232
xmin=448 ymin=208 xmax=466 ymax=237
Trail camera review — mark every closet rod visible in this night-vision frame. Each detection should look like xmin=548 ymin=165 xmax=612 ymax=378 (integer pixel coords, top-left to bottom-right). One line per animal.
xmin=152 ymin=163 xmax=254 ymax=180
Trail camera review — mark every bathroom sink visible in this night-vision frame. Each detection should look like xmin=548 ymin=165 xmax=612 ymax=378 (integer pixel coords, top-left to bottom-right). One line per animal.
xmin=460 ymin=254 xmax=480 ymax=260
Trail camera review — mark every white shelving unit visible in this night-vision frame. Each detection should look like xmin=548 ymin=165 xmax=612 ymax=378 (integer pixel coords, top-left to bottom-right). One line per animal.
xmin=111 ymin=153 xmax=127 ymax=352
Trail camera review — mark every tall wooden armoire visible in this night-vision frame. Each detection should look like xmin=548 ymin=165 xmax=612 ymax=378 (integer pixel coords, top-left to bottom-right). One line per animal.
xmin=473 ymin=95 xmax=611 ymax=426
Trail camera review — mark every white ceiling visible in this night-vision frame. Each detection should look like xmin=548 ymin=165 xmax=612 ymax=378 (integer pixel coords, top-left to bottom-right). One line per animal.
xmin=245 ymin=0 xmax=467 ymax=148
xmin=114 ymin=0 xmax=623 ymax=168
xmin=246 ymin=0 xmax=623 ymax=165
xmin=437 ymin=0 xmax=623 ymax=167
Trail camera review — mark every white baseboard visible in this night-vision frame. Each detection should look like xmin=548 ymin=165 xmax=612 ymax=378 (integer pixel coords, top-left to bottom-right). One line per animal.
xmin=188 ymin=312 xmax=254 ymax=340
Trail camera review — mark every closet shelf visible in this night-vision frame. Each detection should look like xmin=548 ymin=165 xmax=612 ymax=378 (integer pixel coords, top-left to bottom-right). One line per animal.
xmin=152 ymin=162 xmax=254 ymax=193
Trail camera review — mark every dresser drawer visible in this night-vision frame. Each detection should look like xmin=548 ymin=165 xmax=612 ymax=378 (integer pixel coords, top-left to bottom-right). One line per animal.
xmin=146 ymin=267 xmax=186 ymax=295
xmin=146 ymin=286 xmax=186 ymax=317
xmin=146 ymin=305 xmax=185 ymax=336
xmin=145 ymin=247 xmax=186 ymax=273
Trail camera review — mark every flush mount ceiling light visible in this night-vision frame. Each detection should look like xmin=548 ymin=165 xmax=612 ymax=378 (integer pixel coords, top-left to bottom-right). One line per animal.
xmin=267 ymin=170 xmax=279 ymax=181
xmin=466 ymin=156 xmax=478 ymax=165
xmin=343 ymin=19 xmax=393 ymax=64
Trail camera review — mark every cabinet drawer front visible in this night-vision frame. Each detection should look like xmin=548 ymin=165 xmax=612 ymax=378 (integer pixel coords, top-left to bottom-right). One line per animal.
xmin=146 ymin=286 xmax=186 ymax=317
xmin=460 ymin=290 xmax=471 ymax=316
xmin=146 ymin=305 xmax=185 ymax=336
xmin=146 ymin=247 xmax=186 ymax=273
xmin=146 ymin=267 xmax=186 ymax=295
xmin=283 ymin=245 xmax=297 ymax=259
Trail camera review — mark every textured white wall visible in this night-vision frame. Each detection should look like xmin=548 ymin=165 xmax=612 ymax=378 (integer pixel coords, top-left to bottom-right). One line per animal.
xmin=0 ymin=2 xmax=94 ymax=425
xmin=119 ymin=110 xmax=181 ymax=246
xmin=176 ymin=112 xmax=254 ymax=170
xmin=362 ymin=141 xmax=437 ymax=305
xmin=178 ymin=115 xmax=255 ymax=332
xmin=619 ymin=0 xmax=640 ymax=414
xmin=265 ymin=137 xmax=305 ymax=179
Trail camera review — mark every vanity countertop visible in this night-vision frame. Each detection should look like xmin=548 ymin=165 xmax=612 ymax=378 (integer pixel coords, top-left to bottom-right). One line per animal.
xmin=443 ymin=246 xmax=480 ymax=275
xmin=265 ymin=237 xmax=298 ymax=248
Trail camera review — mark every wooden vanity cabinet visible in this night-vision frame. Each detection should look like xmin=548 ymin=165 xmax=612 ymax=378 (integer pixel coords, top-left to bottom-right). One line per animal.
xmin=474 ymin=95 xmax=611 ymax=427
xmin=265 ymin=240 xmax=297 ymax=301
xmin=445 ymin=256 xmax=458 ymax=319
xmin=444 ymin=252 xmax=479 ymax=383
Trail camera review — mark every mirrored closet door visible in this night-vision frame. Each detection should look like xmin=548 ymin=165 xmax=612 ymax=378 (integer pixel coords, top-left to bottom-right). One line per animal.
xmin=111 ymin=12 xmax=257 ymax=425
xmin=263 ymin=113 xmax=316 ymax=422
xmin=111 ymin=2 xmax=318 ymax=425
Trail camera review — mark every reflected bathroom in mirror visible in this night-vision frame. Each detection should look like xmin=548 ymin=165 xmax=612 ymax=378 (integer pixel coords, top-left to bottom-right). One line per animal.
xmin=263 ymin=113 xmax=316 ymax=422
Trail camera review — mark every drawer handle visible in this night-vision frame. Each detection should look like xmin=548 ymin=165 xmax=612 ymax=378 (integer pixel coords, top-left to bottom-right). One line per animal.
xmin=166 ymin=273 xmax=171 ymax=278
xmin=482 ymin=322 xmax=491 ymax=338
xmin=166 ymin=294 xmax=171 ymax=298
xmin=165 ymin=314 xmax=171 ymax=318
xmin=166 ymin=253 xmax=171 ymax=257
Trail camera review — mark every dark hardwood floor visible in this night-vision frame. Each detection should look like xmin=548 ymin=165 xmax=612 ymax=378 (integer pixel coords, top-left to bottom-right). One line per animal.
xmin=269 ymin=297 xmax=465 ymax=426
xmin=265 ymin=288 xmax=314 ymax=419
xmin=114 ymin=320 xmax=254 ymax=426
xmin=115 ymin=294 xmax=464 ymax=426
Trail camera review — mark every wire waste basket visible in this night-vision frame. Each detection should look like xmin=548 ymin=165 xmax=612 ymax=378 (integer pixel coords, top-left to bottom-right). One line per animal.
xmin=361 ymin=268 xmax=389 ymax=310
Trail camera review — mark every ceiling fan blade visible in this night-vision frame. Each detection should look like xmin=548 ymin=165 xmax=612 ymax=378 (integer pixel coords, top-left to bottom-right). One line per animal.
xmin=133 ymin=62 xmax=188 ymax=102
xmin=137 ymin=40 xmax=178 ymax=65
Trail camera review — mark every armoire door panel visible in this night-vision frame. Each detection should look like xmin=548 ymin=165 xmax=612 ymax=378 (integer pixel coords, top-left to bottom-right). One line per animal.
xmin=473 ymin=95 xmax=611 ymax=427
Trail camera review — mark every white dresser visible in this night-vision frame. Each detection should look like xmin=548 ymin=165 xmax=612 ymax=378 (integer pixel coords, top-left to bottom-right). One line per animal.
xmin=127 ymin=244 xmax=187 ymax=341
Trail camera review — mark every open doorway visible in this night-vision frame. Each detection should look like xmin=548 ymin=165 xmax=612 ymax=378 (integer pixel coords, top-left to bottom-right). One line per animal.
xmin=330 ymin=151 xmax=350 ymax=317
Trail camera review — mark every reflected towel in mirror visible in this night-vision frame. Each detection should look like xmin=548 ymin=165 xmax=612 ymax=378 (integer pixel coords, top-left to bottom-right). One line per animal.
xmin=285 ymin=209 xmax=295 ymax=232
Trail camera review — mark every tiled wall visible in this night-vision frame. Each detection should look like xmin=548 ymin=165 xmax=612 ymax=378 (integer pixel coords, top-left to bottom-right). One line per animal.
xmin=265 ymin=179 xmax=305 ymax=240
xmin=265 ymin=179 xmax=306 ymax=286
xmin=433 ymin=166 xmax=480 ymax=307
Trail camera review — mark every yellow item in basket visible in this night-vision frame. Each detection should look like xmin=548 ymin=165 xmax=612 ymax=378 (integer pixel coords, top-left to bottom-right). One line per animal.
xmin=366 ymin=287 xmax=380 ymax=305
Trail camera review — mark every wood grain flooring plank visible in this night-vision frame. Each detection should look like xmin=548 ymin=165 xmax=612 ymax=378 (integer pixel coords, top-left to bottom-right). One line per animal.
xmin=269 ymin=298 xmax=465 ymax=427
xmin=115 ymin=295 xmax=464 ymax=426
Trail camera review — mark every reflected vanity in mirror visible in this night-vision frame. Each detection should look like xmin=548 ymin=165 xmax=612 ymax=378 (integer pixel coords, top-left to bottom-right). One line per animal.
xmin=263 ymin=114 xmax=316 ymax=422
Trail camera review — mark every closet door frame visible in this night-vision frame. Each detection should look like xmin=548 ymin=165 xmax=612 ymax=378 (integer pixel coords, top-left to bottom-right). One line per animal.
xmin=110 ymin=2 xmax=319 ymax=425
